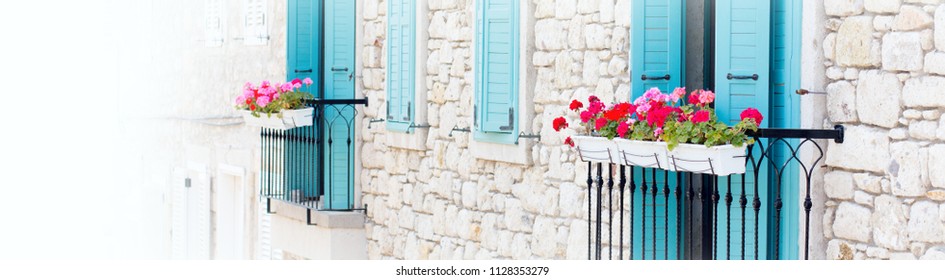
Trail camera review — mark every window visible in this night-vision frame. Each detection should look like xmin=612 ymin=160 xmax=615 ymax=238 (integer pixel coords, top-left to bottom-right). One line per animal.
xmin=474 ymin=0 xmax=519 ymax=144
xmin=386 ymin=0 xmax=417 ymax=133
xmin=204 ymin=0 xmax=224 ymax=47
xmin=243 ymin=0 xmax=268 ymax=46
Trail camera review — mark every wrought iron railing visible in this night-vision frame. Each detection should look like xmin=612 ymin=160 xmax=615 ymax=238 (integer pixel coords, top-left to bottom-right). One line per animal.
xmin=584 ymin=126 xmax=844 ymax=260
xmin=259 ymin=98 xmax=368 ymax=223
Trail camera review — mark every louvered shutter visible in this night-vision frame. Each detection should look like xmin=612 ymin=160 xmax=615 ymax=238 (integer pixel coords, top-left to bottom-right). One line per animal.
xmin=386 ymin=0 xmax=416 ymax=132
xmin=714 ymin=0 xmax=771 ymax=260
xmin=477 ymin=0 xmax=518 ymax=135
xmin=189 ymin=167 xmax=212 ymax=260
xmin=204 ymin=0 xmax=224 ymax=47
xmin=171 ymin=168 xmax=187 ymax=260
xmin=288 ymin=0 xmax=319 ymax=84
xmin=257 ymin=178 xmax=273 ymax=260
xmin=244 ymin=0 xmax=269 ymax=45
xmin=323 ymin=0 xmax=357 ymax=210
xmin=628 ymin=0 xmax=684 ymax=260
xmin=630 ymin=0 xmax=684 ymax=96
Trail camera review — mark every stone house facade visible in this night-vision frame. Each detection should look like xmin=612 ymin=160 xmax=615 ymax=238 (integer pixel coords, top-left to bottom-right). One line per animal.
xmin=157 ymin=0 xmax=945 ymax=260
xmin=820 ymin=0 xmax=945 ymax=260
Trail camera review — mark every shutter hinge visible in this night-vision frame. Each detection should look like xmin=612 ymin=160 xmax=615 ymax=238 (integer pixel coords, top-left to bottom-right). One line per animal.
xmin=403 ymin=102 xmax=411 ymax=121
xmin=498 ymin=107 xmax=514 ymax=131
xmin=473 ymin=105 xmax=478 ymax=128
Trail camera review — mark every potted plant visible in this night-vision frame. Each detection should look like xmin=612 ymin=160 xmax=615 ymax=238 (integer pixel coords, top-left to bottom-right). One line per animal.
xmin=555 ymin=87 xmax=762 ymax=175
xmin=556 ymin=96 xmax=623 ymax=164
xmin=660 ymin=89 xmax=761 ymax=175
xmin=236 ymin=78 xmax=315 ymax=130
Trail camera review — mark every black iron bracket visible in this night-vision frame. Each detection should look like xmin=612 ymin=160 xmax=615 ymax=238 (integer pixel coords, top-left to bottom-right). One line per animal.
xmin=304 ymin=98 xmax=369 ymax=107
xmin=408 ymin=122 xmax=432 ymax=129
xmin=449 ymin=125 xmax=471 ymax=137
xmin=746 ymin=125 xmax=845 ymax=143
xmin=306 ymin=208 xmax=317 ymax=226
xmin=266 ymin=198 xmax=275 ymax=214
xmin=795 ymin=89 xmax=827 ymax=95
xmin=367 ymin=118 xmax=385 ymax=129
xmin=515 ymin=131 xmax=541 ymax=145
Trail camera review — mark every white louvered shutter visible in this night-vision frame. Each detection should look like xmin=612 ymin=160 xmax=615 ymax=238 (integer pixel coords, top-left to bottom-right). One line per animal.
xmin=171 ymin=168 xmax=188 ymax=260
xmin=244 ymin=0 xmax=269 ymax=45
xmin=204 ymin=0 xmax=224 ymax=47
xmin=194 ymin=170 xmax=212 ymax=259
xmin=257 ymin=175 xmax=273 ymax=260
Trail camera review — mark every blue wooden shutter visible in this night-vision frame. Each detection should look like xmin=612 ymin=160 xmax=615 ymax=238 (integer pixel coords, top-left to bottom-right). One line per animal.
xmin=714 ymin=0 xmax=771 ymax=260
xmin=629 ymin=0 xmax=685 ymax=260
xmin=286 ymin=0 xmax=321 ymax=201
xmin=476 ymin=0 xmax=519 ymax=142
xmin=769 ymin=0 xmax=802 ymax=260
xmin=288 ymin=0 xmax=320 ymax=86
xmin=631 ymin=0 xmax=685 ymax=96
xmin=386 ymin=0 xmax=415 ymax=132
xmin=322 ymin=0 xmax=356 ymax=209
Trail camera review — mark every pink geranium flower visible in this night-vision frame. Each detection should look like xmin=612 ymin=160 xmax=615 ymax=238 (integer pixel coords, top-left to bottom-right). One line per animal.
xmin=280 ymin=82 xmax=294 ymax=92
xmin=699 ymin=90 xmax=715 ymax=105
xmin=580 ymin=111 xmax=593 ymax=123
xmin=303 ymin=77 xmax=313 ymax=86
xmin=256 ymin=96 xmax=271 ymax=108
xmin=670 ymin=87 xmax=685 ymax=103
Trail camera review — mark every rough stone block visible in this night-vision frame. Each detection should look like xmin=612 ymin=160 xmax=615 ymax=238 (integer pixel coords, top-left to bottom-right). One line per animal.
xmin=855 ymin=70 xmax=902 ymax=128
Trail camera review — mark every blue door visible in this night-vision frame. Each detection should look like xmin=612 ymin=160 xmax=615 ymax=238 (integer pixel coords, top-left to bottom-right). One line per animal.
xmin=286 ymin=0 xmax=322 ymax=201
xmin=714 ymin=0 xmax=771 ymax=260
xmin=322 ymin=0 xmax=357 ymax=209
xmin=630 ymin=0 xmax=685 ymax=260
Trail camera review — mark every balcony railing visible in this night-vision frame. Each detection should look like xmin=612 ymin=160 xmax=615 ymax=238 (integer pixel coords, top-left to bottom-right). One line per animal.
xmin=583 ymin=126 xmax=844 ymax=260
xmin=259 ymin=98 xmax=368 ymax=224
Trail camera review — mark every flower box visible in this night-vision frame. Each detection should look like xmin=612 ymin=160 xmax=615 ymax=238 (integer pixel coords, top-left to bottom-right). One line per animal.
xmin=573 ymin=135 xmax=621 ymax=164
xmin=241 ymin=107 xmax=314 ymax=130
xmin=615 ymin=138 xmax=669 ymax=169
xmin=665 ymin=143 xmax=746 ymax=176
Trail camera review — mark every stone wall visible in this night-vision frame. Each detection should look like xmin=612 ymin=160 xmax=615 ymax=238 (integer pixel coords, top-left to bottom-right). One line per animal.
xmin=359 ymin=0 xmax=633 ymax=259
xmin=822 ymin=0 xmax=945 ymax=260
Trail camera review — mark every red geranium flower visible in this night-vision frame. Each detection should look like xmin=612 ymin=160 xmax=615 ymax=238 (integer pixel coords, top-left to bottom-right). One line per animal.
xmin=613 ymin=102 xmax=635 ymax=116
xmin=646 ymin=107 xmax=672 ymax=127
xmin=570 ymin=100 xmax=584 ymax=111
xmin=740 ymin=107 xmax=763 ymax=125
xmin=688 ymin=90 xmax=701 ymax=105
xmin=595 ymin=118 xmax=608 ymax=130
xmin=587 ymin=101 xmax=604 ymax=115
xmin=588 ymin=95 xmax=600 ymax=103
xmin=691 ymin=110 xmax=710 ymax=123
xmin=603 ymin=108 xmax=626 ymax=122
xmin=564 ymin=136 xmax=575 ymax=147
xmin=553 ymin=117 xmax=569 ymax=132
xmin=616 ymin=121 xmax=630 ymax=138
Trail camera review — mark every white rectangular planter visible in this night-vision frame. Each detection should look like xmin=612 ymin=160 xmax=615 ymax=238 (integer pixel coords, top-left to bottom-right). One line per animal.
xmin=573 ymin=135 xmax=621 ymax=164
xmin=241 ymin=107 xmax=314 ymax=130
xmin=615 ymin=139 xmax=670 ymax=170
xmin=666 ymin=143 xmax=747 ymax=176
